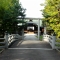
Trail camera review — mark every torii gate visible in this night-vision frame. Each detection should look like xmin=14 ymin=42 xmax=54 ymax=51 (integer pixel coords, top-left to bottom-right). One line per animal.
xmin=17 ymin=17 xmax=42 ymax=40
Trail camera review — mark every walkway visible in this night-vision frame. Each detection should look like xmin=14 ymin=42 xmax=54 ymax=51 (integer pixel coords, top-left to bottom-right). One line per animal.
xmin=0 ymin=33 xmax=60 ymax=60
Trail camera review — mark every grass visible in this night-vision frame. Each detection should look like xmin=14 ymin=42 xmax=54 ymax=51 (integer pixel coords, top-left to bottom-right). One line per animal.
xmin=40 ymin=35 xmax=43 ymax=41
xmin=56 ymin=40 xmax=60 ymax=42
xmin=56 ymin=39 xmax=60 ymax=47
xmin=55 ymin=44 xmax=60 ymax=47
xmin=36 ymin=35 xmax=43 ymax=41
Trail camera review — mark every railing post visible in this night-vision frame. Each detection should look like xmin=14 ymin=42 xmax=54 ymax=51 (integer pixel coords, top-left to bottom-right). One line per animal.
xmin=5 ymin=31 xmax=8 ymax=49
xmin=44 ymin=27 xmax=47 ymax=34
xmin=52 ymin=36 xmax=56 ymax=49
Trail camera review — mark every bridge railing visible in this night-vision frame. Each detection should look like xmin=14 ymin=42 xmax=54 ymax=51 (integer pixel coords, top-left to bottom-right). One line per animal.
xmin=43 ymin=34 xmax=60 ymax=49
xmin=0 ymin=38 xmax=5 ymax=49
xmin=0 ymin=34 xmax=22 ymax=49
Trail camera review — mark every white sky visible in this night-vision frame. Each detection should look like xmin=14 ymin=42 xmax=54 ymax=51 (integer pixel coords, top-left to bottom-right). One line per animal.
xmin=19 ymin=0 xmax=45 ymax=18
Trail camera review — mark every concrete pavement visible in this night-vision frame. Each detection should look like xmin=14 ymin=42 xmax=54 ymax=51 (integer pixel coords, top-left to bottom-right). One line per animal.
xmin=0 ymin=33 xmax=60 ymax=60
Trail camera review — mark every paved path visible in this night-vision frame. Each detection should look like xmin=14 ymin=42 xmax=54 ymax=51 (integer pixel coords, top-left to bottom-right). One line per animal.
xmin=0 ymin=33 xmax=60 ymax=60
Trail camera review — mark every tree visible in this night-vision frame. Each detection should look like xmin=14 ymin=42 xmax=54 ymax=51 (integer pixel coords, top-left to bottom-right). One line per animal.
xmin=0 ymin=0 xmax=26 ymax=36
xmin=41 ymin=0 xmax=60 ymax=37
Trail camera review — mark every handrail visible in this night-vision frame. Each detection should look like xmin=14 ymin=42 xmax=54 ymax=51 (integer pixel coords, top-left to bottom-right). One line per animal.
xmin=0 ymin=34 xmax=21 ymax=49
xmin=43 ymin=34 xmax=56 ymax=49
xmin=8 ymin=34 xmax=21 ymax=47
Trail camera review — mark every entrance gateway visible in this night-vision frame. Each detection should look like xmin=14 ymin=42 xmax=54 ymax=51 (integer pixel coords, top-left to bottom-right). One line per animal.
xmin=17 ymin=17 xmax=42 ymax=40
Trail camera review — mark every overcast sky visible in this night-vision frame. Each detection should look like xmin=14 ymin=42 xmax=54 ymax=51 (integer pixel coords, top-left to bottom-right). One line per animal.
xmin=19 ymin=0 xmax=45 ymax=18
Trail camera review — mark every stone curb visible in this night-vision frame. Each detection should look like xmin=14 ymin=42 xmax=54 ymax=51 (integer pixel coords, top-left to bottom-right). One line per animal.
xmin=0 ymin=49 xmax=4 ymax=53
xmin=56 ymin=49 xmax=60 ymax=53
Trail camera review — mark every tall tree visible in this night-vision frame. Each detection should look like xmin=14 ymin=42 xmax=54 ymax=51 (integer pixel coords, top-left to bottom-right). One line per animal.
xmin=42 ymin=0 xmax=60 ymax=37
xmin=0 ymin=0 xmax=26 ymax=35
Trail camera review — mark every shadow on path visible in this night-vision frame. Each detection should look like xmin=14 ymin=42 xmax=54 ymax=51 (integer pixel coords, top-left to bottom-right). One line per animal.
xmin=0 ymin=33 xmax=60 ymax=60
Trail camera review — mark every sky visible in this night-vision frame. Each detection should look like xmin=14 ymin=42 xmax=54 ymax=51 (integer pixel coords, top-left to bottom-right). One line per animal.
xmin=19 ymin=0 xmax=45 ymax=18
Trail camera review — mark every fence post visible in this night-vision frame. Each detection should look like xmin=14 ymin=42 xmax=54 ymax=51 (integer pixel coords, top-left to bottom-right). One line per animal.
xmin=52 ymin=36 xmax=56 ymax=49
xmin=5 ymin=31 xmax=8 ymax=49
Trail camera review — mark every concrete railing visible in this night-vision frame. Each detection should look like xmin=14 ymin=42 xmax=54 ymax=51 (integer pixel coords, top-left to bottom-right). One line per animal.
xmin=43 ymin=35 xmax=50 ymax=42
xmin=8 ymin=34 xmax=19 ymax=46
xmin=0 ymin=38 xmax=5 ymax=49
xmin=0 ymin=34 xmax=21 ymax=49
xmin=43 ymin=34 xmax=56 ymax=49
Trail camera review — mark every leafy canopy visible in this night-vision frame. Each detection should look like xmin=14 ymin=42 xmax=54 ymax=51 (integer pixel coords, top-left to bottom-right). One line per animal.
xmin=0 ymin=0 xmax=26 ymax=34
xmin=42 ymin=0 xmax=60 ymax=37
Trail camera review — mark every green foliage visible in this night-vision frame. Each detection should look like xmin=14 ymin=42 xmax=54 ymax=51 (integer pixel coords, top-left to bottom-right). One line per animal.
xmin=41 ymin=0 xmax=60 ymax=37
xmin=0 ymin=0 xmax=26 ymax=35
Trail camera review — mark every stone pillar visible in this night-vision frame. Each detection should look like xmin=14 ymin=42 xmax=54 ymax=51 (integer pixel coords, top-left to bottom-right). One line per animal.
xmin=38 ymin=19 xmax=40 ymax=40
xmin=52 ymin=36 xmax=56 ymax=49
xmin=5 ymin=31 xmax=8 ymax=49
xmin=44 ymin=26 xmax=46 ymax=34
